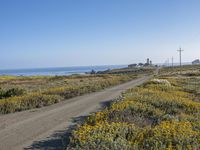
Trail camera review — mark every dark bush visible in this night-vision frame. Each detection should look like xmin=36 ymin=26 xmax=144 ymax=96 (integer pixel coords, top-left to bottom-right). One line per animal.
xmin=0 ymin=87 xmax=25 ymax=99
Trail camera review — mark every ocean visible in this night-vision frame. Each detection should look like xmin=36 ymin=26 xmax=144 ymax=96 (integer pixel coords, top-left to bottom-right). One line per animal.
xmin=0 ymin=65 xmax=127 ymax=76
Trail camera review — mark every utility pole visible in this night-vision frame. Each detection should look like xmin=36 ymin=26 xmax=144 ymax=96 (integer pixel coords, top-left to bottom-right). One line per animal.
xmin=177 ymin=48 xmax=184 ymax=67
xmin=168 ymin=58 xmax=170 ymax=67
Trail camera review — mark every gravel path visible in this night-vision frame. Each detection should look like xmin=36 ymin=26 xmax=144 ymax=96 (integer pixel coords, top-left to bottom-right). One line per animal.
xmin=0 ymin=75 xmax=151 ymax=150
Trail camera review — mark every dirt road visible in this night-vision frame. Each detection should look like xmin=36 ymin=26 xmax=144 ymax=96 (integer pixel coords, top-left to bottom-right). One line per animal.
xmin=0 ymin=75 xmax=151 ymax=150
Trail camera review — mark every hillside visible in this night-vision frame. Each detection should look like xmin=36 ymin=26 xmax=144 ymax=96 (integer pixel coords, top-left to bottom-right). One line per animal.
xmin=67 ymin=65 xmax=200 ymax=149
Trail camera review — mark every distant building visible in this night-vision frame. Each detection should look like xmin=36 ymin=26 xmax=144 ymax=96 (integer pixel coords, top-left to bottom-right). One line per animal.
xmin=147 ymin=58 xmax=150 ymax=65
xmin=144 ymin=63 xmax=149 ymax=66
xmin=192 ymin=59 xmax=200 ymax=65
xmin=128 ymin=64 xmax=137 ymax=68
xmin=138 ymin=63 xmax=144 ymax=66
xmin=128 ymin=58 xmax=153 ymax=68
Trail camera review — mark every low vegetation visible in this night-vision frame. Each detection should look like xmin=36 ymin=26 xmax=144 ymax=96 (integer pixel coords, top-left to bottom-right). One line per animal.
xmin=97 ymin=67 xmax=155 ymax=75
xmin=67 ymin=65 xmax=200 ymax=150
xmin=159 ymin=64 xmax=200 ymax=77
xmin=0 ymin=74 xmax=138 ymax=114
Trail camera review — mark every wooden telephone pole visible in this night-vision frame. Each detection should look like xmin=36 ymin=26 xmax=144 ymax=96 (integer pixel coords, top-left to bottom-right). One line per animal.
xmin=177 ymin=48 xmax=184 ymax=67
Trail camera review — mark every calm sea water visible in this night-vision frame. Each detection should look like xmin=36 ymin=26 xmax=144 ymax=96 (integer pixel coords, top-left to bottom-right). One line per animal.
xmin=0 ymin=65 xmax=127 ymax=76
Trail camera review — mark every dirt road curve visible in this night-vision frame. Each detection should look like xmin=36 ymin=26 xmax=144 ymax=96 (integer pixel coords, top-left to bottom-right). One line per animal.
xmin=0 ymin=75 xmax=151 ymax=150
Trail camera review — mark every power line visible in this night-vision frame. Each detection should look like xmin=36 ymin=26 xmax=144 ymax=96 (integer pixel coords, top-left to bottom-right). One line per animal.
xmin=177 ymin=48 xmax=184 ymax=67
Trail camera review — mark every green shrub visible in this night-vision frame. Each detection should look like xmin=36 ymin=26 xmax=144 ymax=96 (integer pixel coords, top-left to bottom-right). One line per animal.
xmin=0 ymin=87 xmax=25 ymax=99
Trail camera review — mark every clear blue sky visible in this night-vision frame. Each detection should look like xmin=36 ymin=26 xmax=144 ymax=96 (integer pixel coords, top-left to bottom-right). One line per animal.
xmin=0 ymin=0 xmax=200 ymax=69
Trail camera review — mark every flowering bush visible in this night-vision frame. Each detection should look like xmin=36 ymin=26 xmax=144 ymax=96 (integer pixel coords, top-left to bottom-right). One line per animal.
xmin=0 ymin=93 xmax=62 ymax=114
xmin=67 ymin=77 xmax=200 ymax=149
xmin=67 ymin=122 xmax=138 ymax=150
xmin=135 ymin=121 xmax=200 ymax=149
